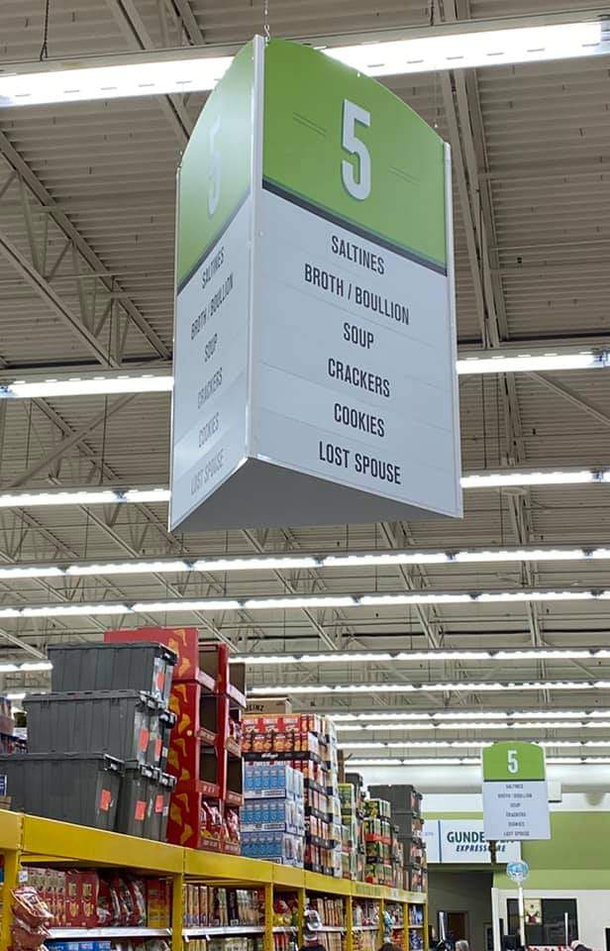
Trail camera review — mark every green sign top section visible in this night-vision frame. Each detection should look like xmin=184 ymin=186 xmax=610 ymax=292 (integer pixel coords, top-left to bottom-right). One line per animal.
xmin=263 ymin=39 xmax=447 ymax=269
xmin=483 ymin=742 xmax=547 ymax=783
xmin=176 ymin=42 xmax=254 ymax=288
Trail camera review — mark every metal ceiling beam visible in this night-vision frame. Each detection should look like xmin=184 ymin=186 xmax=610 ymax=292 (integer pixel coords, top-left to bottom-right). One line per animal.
xmin=105 ymin=0 xmax=194 ymax=144
xmin=442 ymin=0 xmax=543 ymax=656
xmin=7 ymin=396 xmax=135 ymax=488
xmin=0 ymin=131 xmax=169 ymax=362
xmin=0 ymin=230 xmax=119 ymax=368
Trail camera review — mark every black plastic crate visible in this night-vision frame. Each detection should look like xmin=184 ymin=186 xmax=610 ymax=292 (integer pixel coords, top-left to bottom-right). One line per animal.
xmin=25 ymin=690 xmax=159 ymax=766
xmin=158 ymin=708 xmax=176 ymax=771
xmin=48 ymin=642 xmax=177 ymax=703
xmin=0 ymin=752 xmax=122 ymax=830
xmin=369 ymin=784 xmax=422 ymax=815
xmin=116 ymin=762 xmax=156 ymax=838
xmin=144 ymin=770 xmax=176 ymax=841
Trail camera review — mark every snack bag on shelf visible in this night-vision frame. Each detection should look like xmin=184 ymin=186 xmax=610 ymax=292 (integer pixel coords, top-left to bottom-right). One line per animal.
xmin=11 ymin=885 xmax=54 ymax=951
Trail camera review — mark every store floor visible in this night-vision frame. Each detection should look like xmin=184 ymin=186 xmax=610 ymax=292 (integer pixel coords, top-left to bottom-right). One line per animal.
xmin=428 ymin=869 xmax=493 ymax=951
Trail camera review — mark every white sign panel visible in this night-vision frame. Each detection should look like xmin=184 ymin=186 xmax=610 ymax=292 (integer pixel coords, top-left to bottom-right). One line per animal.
xmin=425 ymin=819 xmax=521 ymax=864
xmin=483 ymin=780 xmax=551 ymax=842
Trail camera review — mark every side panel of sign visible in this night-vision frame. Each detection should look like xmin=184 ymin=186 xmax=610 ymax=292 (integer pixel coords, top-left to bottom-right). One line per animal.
xmin=251 ymin=39 xmax=461 ymax=518
xmin=170 ymin=42 xmax=257 ymax=530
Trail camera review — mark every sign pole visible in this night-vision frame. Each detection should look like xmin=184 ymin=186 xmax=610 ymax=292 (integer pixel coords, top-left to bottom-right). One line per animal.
xmin=517 ymin=885 xmax=526 ymax=949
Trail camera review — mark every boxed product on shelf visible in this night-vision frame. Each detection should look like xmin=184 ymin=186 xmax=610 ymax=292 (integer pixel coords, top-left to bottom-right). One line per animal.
xmin=244 ymin=762 xmax=304 ymax=799
xmin=47 ymin=641 xmax=177 ymax=703
xmin=364 ymin=799 xmax=391 ymax=820
xmin=242 ymin=797 xmax=304 ymax=834
xmin=241 ymin=830 xmax=304 ymax=866
xmin=147 ymin=878 xmax=171 ymax=928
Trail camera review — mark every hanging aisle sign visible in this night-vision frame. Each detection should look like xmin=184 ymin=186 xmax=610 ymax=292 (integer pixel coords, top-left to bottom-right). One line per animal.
xmin=482 ymin=742 xmax=551 ymax=842
xmin=170 ymin=37 xmax=462 ymax=531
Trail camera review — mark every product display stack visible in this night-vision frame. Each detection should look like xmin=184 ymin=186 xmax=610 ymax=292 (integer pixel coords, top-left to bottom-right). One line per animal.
xmin=338 ymin=781 xmax=365 ymax=882
xmin=370 ymin=784 xmax=426 ymax=892
xmin=0 ymin=641 xmax=178 ymax=840
xmin=241 ymin=762 xmax=305 ymax=866
xmin=364 ymin=799 xmax=394 ymax=886
xmin=409 ymin=903 xmax=425 ymax=950
xmin=183 ymin=885 xmax=265 ymax=951
xmin=104 ymin=627 xmax=246 ymax=853
xmin=241 ymin=713 xmax=341 ymax=874
xmin=352 ymin=899 xmax=379 ymax=951
xmin=0 ymin=697 xmax=25 ymax=759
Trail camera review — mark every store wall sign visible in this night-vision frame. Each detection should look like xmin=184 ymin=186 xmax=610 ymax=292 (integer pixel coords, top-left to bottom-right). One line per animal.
xmin=425 ymin=819 xmax=521 ymax=864
xmin=170 ymin=36 xmax=462 ymax=532
xmin=482 ymin=742 xmax=551 ymax=842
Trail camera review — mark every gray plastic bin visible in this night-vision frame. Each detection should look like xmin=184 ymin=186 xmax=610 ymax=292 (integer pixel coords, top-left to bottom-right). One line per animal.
xmin=158 ymin=708 xmax=177 ymax=770
xmin=116 ymin=762 xmax=156 ymax=837
xmin=24 ymin=690 xmax=159 ymax=766
xmin=48 ymin=641 xmax=177 ymax=703
xmin=0 ymin=752 xmax=122 ymax=830
xmin=144 ymin=770 xmax=176 ymax=841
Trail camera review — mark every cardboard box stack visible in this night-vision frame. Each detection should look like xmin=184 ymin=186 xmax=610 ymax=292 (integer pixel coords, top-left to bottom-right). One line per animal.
xmin=242 ymin=713 xmax=341 ymax=875
xmin=241 ymin=763 xmax=305 ymax=867
xmin=338 ymin=781 xmax=365 ymax=881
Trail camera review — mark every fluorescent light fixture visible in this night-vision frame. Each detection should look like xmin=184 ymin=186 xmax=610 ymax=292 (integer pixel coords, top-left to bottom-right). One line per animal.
xmin=0 ymin=661 xmax=51 ymax=672
xmin=5 ymin=543 xmax=607 ymax=583
xmin=336 ymin=720 xmax=598 ymax=732
xmin=0 ymin=487 xmax=170 ymax=508
xmin=251 ymin=680 xmax=604 ymax=697
xmin=457 ymin=350 xmax=609 ymax=375
xmin=237 ymin=647 xmax=599 ymax=666
xmin=0 ymin=374 xmax=173 ymax=399
xmin=242 ymin=596 xmax=357 ymax=610
xmin=0 ymin=587 xmax=607 ymax=620
xmin=340 ymin=739 xmax=610 ymax=751
xmin=330 ymin=709 xmax=607 ymax=723
xmin=0 ymin=19 xmax=607 ymax=111
xmin=1 ymin=352 xmax=608 ymax=403
xmin=6 ymin=692 xmax=26 ymax=701
xmin=0 ymin=469 xmax=607 ymax=509
xmin=0 ymin=55 xmax=232 ymax=108
xmin=325 ymin=21 xmax=608 ymax=78
xmin=347 ymin=756 xmax=610 ymax=767
xmin=461 ymin=469 xmax=595 ymax=488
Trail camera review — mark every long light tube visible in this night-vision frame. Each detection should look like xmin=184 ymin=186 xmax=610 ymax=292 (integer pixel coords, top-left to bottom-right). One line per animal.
xmin=335 ymin=720 xmax=610 ymax=732
xmin=0 ymin=488 xmax=170 ymax=508
xmin=349 ymin=757 xmax=610 ymax=767
xmin=3 ymin=543 xmax=609 ymax=583
xmin=252 ymin=680 xmax=610 ymax=697
xmin=325 ymin=21 xmax=608 ymax=77
xmin=237 ymin=647 xmax=602 ymax=666
xmin=339 ymin=739 xmax=610 ymax=750
xmin=1 ymin=469 xmax=606 ymax=509
xmin=1 ymin=587 xmax=609 ymax=619
xmin=1 ymin=20 xmax=608 ymax=109
xmin=0 ymin=351 xmax=608 ymax=402
xmin=0 ymin=375 xmax=173 ymax=399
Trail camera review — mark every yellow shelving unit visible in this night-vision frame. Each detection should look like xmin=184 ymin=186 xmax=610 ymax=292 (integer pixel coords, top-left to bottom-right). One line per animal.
xmin=0 ymin=809 xmax=427 ymax=951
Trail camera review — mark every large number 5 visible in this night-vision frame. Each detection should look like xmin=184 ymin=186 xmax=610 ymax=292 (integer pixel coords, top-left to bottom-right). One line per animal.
xmin=208 ymin=116 xmax=221 ymax=217
xmin=341 ymin=99 xmax=371 ymax=201
xmin=508 ymin=749 xmax=519 ymax=775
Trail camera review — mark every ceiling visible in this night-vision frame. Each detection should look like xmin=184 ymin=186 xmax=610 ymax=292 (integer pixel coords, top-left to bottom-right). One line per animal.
xmin=1 ymin=0 xmax=610 ymax=765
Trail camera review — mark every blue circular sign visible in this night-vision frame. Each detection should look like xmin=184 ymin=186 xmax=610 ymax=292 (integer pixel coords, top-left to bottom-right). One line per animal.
xmin=506 ymin=860 xmax=529 ymax=884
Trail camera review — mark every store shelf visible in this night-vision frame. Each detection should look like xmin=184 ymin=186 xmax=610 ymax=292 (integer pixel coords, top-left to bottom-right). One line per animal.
xmin=199 ymin=727 xmax=217 ymax=746
xmin=318 ymin=926 xmax=346 ymax=933
xmin=197 ymin=779 xmax=221 ymax=797
xmin=226 ymin=788 xmax=244 ymax=807
xmin=184 ymin=926 xmax=265 ymax=936
xmin=49 ymin=927 xmax=172 ymax=938
xmin=273 ymin=927 xmax=298 ymax=933
xmin=226 ymin=737 xmax=242 ymax=757
xmin=353 ymin=926 xmax=380 ymax=932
